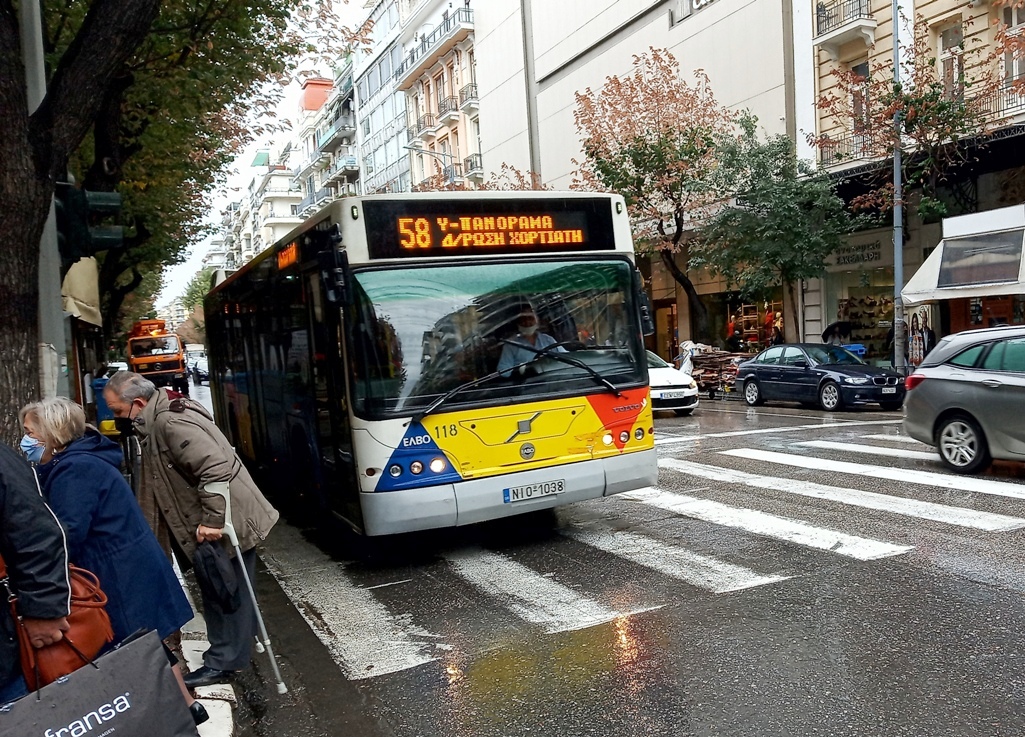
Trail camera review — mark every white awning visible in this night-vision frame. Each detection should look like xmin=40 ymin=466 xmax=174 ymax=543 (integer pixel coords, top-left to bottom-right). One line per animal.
xmin=901 ymin=205 xmax=1025 ymax=306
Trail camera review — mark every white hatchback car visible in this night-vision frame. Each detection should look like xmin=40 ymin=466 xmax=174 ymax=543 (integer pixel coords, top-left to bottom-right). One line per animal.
xmin=647 ymin=350 xmax=699 ymax=416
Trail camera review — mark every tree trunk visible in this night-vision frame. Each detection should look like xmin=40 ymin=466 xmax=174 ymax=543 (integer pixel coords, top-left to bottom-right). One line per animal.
xmin=659 ymin=248 xmax=710 ymax=342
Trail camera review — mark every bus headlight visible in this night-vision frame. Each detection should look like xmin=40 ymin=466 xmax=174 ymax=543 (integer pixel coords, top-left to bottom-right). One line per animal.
xmin=410 ymin=461 xmax=424 ymax=475
xmin=619 ymin=431 xmax=630 ymax=444
xmin=602 ymin=433 xmax=613 ymax=446
xmin=429 ymin=458 xmax=447 ymax=473
xmin=634 ymin=428 xmax=645 ymax=440
xmin=388 ymin=464 xmax=403 ymax=477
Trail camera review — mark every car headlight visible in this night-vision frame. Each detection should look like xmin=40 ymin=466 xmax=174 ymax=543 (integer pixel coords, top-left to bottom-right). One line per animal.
xmin=843 ymin=377 xmax=870 ymax=385
xmin=688 ymin=378 xmax=697 ymax=389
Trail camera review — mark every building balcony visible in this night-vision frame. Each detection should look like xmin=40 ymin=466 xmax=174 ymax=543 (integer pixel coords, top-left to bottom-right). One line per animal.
xmin=317 ymin=114 xmax=356 ymax=152
xmin=438 ymin=96 xmax=460 ymax=126
xmin=818 ymin=131 xmax=876 ymax=167
xmin=292 ymin=151 xmax=329 ymax=180
xmin=394 ymin=8 xmax=474 ymax=90
xmin=463 ymin=153 xmax=483 ymax=180
xmin=325 ymin=155 xmax=360 ymax=183
xmin=297 ymin=186 xmax=332 ymax=215
xmin=459 ymin=83 xmax=478 ymax=112
xmin=814 ymin=0 xmax=876 ymax=61
xmin=442 ymin=163 xmax=463 ymax=183
xmin=410 ymin=113 xmax=438 ymax=142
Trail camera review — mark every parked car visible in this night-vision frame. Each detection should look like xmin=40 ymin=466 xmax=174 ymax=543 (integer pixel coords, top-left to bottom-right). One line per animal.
xmin=904 ymin=324 xmax=1025 ymax=474
xmin=647 ymin=350 xmax=699 ymax=416
xmin=737 ymin=343 xmax=904 ymax=411
xmin=191 ymin=357 xmax=209 ymax=385
xmin=104 ymin=361 xmax=128 ymax=377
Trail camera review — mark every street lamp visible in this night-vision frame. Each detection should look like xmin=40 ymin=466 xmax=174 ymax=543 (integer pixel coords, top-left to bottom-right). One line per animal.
xmin=404 ymin=145 xmax=456 ymax=186
xmin=891 ymin=0 xmax=906 ymax=376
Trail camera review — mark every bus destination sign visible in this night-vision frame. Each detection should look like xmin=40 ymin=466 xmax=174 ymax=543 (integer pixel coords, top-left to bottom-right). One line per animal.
xmin=362 ymin=198 xmax=616 ymax=259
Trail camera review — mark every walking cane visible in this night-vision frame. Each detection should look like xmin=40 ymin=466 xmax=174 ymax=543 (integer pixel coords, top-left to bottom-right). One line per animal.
xmin=208 ymin=486 xmax=288 ymax=694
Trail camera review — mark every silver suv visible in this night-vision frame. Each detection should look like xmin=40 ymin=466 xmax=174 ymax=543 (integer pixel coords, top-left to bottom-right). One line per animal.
xmin=903 ymin=324 xmax=1025 ymax=473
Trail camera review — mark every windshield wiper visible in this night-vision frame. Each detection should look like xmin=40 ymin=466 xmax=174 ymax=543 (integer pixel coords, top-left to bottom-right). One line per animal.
xmin=407 ymin=342 xmax=623 ymax=425
xmin=497 ymin=338 xmax=623 ymax=396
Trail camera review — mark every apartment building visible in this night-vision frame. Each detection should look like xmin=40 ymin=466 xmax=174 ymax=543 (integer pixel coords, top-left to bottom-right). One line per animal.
xmin=396 ymin=0 xmax=481 ymax=187
xmin=803 ymin=0 xmax=1025 ymax=361
xmin=355 ymin=0 xmax=413 ymax=193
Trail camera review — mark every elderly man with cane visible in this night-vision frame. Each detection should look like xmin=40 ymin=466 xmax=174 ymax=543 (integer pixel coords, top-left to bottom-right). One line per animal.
xmin=103 ymin=372 xmax=282 ymax=691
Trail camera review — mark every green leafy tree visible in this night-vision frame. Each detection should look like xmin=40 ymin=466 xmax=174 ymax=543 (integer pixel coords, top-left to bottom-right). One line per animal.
xmin=693 ymin=114 xmax=857 ymax=341
xmin=572 ymin=48 xmax=736 ymax=340
xmin=181 ymin=268 xmax=215 ymax=313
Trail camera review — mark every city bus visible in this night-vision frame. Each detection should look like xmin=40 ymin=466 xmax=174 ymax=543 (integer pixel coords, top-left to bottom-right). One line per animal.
xmin=204 ymin=192 xmax=658 ymax=536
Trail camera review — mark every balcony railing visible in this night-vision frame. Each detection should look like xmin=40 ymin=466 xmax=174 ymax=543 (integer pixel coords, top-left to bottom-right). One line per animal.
xmin=818 ymin=132 xmax=875 ymax=167
xmin=459 ymin=83 xmax=478 ymax=109
xmin=413 ymin=113 xmax=437 ymax=137
xmin=463 ymin=153 xmax=482 ymax=175
xmin=394 ymin=8 xmax=474 ymax=82
xmin=297 ymin=187 xmax=331 ymax=213
xmin=438 ymin=96 xmax=460 ymax=122
xmin=970 ymin=84 xmax=1025 ymax=119
xmin=815 ymin=0 xmax=871 ymax=36
xmin=316 ymin=114 xmax=356 ymax=150
xmin=442 ymin=163 xmax=463 ymax=181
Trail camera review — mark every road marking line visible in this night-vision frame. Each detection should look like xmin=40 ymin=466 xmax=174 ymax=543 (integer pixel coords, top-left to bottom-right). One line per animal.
xmin=797 ymin=440 xmax=939 ymax=461
xmin=260 ymin=526 xmax=437 ymax=680
xmin=446 ymin=548 xmax=657 ymax=633
xmin=720 ymin=448 xmax=1025 ymax=500
xmin=619 ymin=488 xmax=912 ymax=560
xmin=655 ymin=419 xmax=901 ymax=446
xmin=660 ymin=458 xmax=1025 ymax=532
xmin=861 ymin=434 xmax=928 ymax=444
xmin=565 ymin=527 xmax=790 ymax=592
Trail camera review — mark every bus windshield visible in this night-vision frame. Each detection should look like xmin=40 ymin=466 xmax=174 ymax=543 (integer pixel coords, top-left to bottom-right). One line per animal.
xmin=349 ymin=258 xmax=646 ymax=417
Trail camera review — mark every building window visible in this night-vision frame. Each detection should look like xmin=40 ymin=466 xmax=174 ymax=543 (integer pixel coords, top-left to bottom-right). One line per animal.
xmin=670 ymin=0 xmax=691 ymax=24
xmin=851 ymin=60 xmax=870 ymax=131
xmin=939 ymin=23 xmax=964 ymax=100
xmin=1005 ymin=6 xmax=1025 ymax=86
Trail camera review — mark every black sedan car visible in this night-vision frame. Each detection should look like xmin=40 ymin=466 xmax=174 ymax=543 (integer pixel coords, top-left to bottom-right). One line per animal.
xmin=736 ymin=344 xmax=904 ymax=411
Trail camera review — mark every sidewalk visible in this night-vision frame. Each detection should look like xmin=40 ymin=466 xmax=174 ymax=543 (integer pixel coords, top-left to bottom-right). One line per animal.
xmin=180 ymin=575 xmax=237 ymax=737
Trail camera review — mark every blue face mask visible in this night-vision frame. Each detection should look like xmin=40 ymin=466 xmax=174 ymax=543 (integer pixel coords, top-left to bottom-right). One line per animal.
xmin=19 ymin=435 xmax=45 ymax=463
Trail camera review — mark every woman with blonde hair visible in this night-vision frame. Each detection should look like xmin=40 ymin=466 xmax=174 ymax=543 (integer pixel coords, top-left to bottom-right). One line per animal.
xmin=19 ymin=397 xmax=208 ymax=725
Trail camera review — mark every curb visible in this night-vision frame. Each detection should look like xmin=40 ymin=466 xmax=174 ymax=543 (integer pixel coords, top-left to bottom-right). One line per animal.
xmin=180 ymin=577 xmax=237 ymax=737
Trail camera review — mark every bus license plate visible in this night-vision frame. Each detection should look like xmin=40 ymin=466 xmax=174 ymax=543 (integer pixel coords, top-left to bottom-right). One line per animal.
xmin=881 ymin=387 xmax=897 ymax=394
xmin=503 ymin=479 xmax=565 ymax=503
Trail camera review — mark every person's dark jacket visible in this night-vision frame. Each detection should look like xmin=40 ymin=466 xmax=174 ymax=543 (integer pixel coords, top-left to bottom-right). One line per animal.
xmin=35 ymin=429 xmax=192 ymax=644
xmin=0 ymin=444 xmax=70 ymax=691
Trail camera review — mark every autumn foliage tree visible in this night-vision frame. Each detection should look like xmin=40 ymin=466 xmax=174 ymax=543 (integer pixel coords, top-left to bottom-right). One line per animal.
xmin=812 ymin=12 xmax=1015 ymax=220
xmin=572 ymin=48 xmax=735 ymax=339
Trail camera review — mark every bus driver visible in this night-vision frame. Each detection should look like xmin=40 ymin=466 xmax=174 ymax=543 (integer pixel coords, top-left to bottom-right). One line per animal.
xmin=497 ymin=307 xmax=566 ymax=377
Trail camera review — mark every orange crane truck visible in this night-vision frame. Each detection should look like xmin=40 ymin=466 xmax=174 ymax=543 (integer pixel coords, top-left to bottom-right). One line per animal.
xmin=126 ymin=319 xmax=190 ymax=395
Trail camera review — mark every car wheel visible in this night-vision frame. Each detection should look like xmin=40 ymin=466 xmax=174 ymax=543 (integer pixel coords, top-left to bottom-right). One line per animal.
xmin=674 ymin=409 xmax=694 ymax=417
xmin=818 ymin=381 xmax=843 ymax=412
xmin=937 ymin=415 xmax=991 ymax=474
xmin=743 ymin=380 xmax=763 ymax=406
xmin=879 ymin=400 xmax=903 ymax=411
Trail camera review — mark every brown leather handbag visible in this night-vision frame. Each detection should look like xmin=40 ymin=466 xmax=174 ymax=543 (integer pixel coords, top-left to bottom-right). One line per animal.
xmin=0 ymin=555 xmax=115 ymax=690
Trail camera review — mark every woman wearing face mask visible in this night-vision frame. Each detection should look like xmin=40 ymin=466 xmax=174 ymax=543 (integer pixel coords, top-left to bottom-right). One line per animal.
xmin=19 ymin=398 xmax=208 ymax=725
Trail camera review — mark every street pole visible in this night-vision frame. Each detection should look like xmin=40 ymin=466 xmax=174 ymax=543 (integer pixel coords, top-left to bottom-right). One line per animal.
xmin=891 ymin=0 xmax=905 ymax=376
xmin=405 ymin=145 xmax=455 ymax=187
xmin=21 ymin=1 xmax=70 ymax=398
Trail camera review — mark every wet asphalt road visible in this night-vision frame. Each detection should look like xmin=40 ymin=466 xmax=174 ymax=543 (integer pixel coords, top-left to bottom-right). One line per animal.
xmin=197 ymin=389 xmax=1025 ymax=737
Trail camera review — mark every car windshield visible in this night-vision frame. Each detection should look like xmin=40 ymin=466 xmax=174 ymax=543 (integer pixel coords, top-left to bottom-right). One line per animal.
xmin=804 ymin=345 xmax=865 ymax=366
xmin=349 ymin=258 xmax=647 ymax=417
xmin=646 ymin=351 xmax=671 ymax=369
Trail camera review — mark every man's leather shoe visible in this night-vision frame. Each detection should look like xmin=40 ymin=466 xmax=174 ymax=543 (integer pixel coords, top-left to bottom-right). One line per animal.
xmin=189 ymin=701 xmax=210 ymax=725
xmin=183 ymin=665 xmax=233 ymax=688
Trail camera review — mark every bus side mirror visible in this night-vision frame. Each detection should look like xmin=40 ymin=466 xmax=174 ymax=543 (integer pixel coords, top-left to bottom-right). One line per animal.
xmin=634 ymin=269 xmax=655 ymax=336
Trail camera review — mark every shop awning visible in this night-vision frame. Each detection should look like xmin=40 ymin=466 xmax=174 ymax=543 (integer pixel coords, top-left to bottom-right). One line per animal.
xmin=61 ymin=257 xmax=102 ymax=327
xmin=902 ymin=205 xmax=1025 ymax=306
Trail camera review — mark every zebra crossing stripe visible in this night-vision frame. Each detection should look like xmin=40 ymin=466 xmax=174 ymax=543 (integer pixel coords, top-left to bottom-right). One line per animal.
xmin=565 ymin=527 xmax=790 ymax=593
xmin=260 ymin=525 xmax=437 ymax=680
xmin=619 ymin=488 xmax=912 ymax=560
xmin=720 ymin=448 xmax=1025 ymax=501
xmin=655 ymin=419 xmax=901 ymax=446
xmin=798 ymin=440 xmax=938 ymax=461
xmin=445 ymin=548 xmax=657 ymax=633
xmin=861 ymin=434 xmax=928 ymax=445
xmin=660 ymin=458 xmax=1025 ymax=532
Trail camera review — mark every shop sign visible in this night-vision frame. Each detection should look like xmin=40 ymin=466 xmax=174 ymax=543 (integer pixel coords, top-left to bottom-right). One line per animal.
xmin=826 ymin=236 xmax=894 ymax=270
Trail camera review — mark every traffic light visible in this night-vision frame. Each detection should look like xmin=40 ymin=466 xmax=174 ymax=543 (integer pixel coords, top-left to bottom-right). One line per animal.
xmin=54 ymin=181 xmax=124 ymax=270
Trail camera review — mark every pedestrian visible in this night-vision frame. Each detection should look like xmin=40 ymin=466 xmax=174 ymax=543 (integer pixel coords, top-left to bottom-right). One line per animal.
xmin=772 ymin=313 xmax=785 ymax=345
xmin=102 ymin=371 xmax=279 ymax=688
xmin=0 ymin=444 xmax=70 ymax=705
xmin=20 ymin=397 xmax=208 ymax=725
